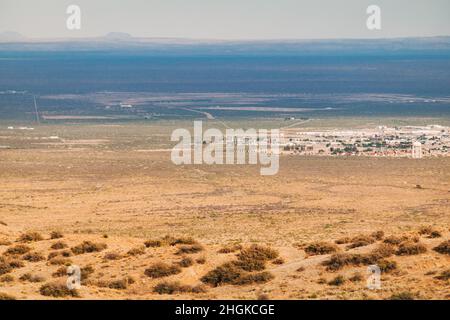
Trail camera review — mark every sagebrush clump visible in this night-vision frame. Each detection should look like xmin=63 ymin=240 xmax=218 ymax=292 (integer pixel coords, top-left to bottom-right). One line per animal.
xmin=144 ymin=262 xmax=182 ymax=278
xmin=71 ymin=241 xmax=107 ymax=255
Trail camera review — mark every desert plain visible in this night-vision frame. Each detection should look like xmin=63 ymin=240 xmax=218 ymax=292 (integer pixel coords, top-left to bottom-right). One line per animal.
xmin=0 ymin=120 xmax=449 ymax=300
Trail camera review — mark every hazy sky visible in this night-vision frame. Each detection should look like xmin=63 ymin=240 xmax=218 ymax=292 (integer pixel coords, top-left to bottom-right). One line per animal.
xmin=1 ymin=0 xmax=449 ymax=39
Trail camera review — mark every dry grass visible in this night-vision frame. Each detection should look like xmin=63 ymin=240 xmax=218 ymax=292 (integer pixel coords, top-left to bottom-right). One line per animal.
xmin=127 ymin=246 xmax=146 ymax=256
xmin=176 ymin=244 xmax=204 ymax=255
xmin=4 ymin=244 xmax=31 ymax=256
xmin=200 ymin=263 xmax=244 ymax=287
xmin=19 ymin=273 xmax=45 ymax=283
xmin=218 ymin=244 xmax=242 ymax=254
xmin=418 ymin=226 xmax=441 ymax=238
xmin=237 ymin=245 xmax=279 ymax=261
xmin=434 ymin=269 xmax=450 ymax=281
xmin=196 ymin=257 xmax=206 ymax=264
xmin=144 ymin=263 xmax=182 ymax=278
xmin=328 ymin=275 xmax=346 ymax=286
xmin=17 ymin=232 xmax=44 ymax=243
xmin=349 ymin=272 xmax=363 ymax=282
xmin=103 ymin=252 xmax=123 ymax=260
xmin=50 ymin=231 xmax=64 ymax=239
xmin=371 ymin=231 xmax=385 ymax=241
xmin=153 ymin=281 xmax=207 ymax=295
xmin=48 ymin=250 xmax=72 ymax=260
xmin=433 ymin=240 xmax=450 ymax=255
xmin=177 ymin=257 xmax=194 ymax=268
xmin=304 ymin=242 xmax=338 ymax=255
xmin=346 ymin=235 xmax=376 ymax=249
xmin=396 ymin=241 xmax=427 ymax=256
xmin=97 ymin=277 xmax=135 ymax=290
xmin=144 ymin=239 xmax=163 ymax=248
xmin=39 ymin=282 xmax=80 ymax=298
xmin=322 ymin=244 xmax=395 ymax=272
xmin=48 ymin=257 xmax=72 ymax=266
xmin=50 ymin=241 xmax=68 ymax=250
xmin=23 ymin=252 xmax=45 ymax=262
xmin=0 ymin=274 xmax=14 ymax=283
xmin=389 ymin=291 xmax=416 ymax=300
xmin=71 ymin=241 xmax=107 ymax=255
xmin=383 ymin=235 xmax=410 ymax=245
xmin=232 ymin=272 xmax=274 ymax=285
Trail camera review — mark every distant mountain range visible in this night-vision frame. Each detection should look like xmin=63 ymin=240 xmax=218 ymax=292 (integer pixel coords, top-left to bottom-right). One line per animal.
xmin=1 ymin=31 xmax=450 ymax=56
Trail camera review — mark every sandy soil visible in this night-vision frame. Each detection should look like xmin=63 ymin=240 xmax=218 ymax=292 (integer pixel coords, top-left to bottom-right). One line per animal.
xmin=0 ymin=144 xmax=449 ymax=300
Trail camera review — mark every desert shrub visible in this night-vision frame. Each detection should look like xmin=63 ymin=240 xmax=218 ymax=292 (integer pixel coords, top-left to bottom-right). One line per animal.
xmin=335 ymin=237 xmax=352 ymax=244
xmin=218 ymin=244 xmax=242 ymax=254
xmin=433 ymin=240 xmax=450 ymax=255
xmin=103 ymin=252 xmax=122 ymax=260
xmin=370 ymin=243 xmax=396 ymax=259
xmin=200 ymin=263 xmax=243 ymax=287
xmin=396 ymin=241 xmax=427 ymax=256
xmin=191 ymin=284 xmax=208 ymax=293
xmin=232 ymin=258 xmax=266 ymax=272
xmin=371 ymin=231 xmax=385 ymax=241
xmin=0 ymin=263 xmax=12 ymax=276
xmin=127 ymin=246 xmax=146 ymax=256
xmin=349 ymin=272 xmax=363 ymax=282
xmin=52 ymin=267 xmax=67 ymax=278
xmin=144 ymin=240 xmax=163 ymax=248
xmin=322 ymin=253 xmax=358 ymax=271
xmin=48 ymin=257 xmax=72 ymax=266
xmin=48 ymin=250 xmax=72 ymax=260
xmin=153 ymin=281 xmax=191 ymax=294
xmin=39 ymin=282 xmax=80 ymax=298
xmin=0 ymin=292 xmax=16 ymax=300
xmin=176 ymin=244 xmax=204 ymax=255
xmin=377 ymin=259 xmax=397 ymax=273
xmin=0 ymin=274 xmax=14 ymax=283
xmin=23 ymin=252 xmax=45 ymax=262
xmin=435 ymin=269 xmax=450 ymax=281
xmin=168 ymin=237 xmax=198 ymax=246
xmin=328 ymin=275 xmax=346 ymax=286
xmin=232 ymin=272 xmax=274 ymax=285
xmin=19 ymin=273 xmax=45 ymax=283
xmin=51 ymin=241 xmax=68 ymax=250
xmin=50 ymin=231 xmax=64 ymax=239
xmin=17 ymin=232 xmax=43 ymax=243
xmin=346 ymin=235 xmax=376 ymax=249
xmin=305 ymin=242 xmax=338 ymax=255
xmin=4 ymin=244 xmax=31 ymax=256
xmin=8 ymin=260 xmax=25 ymax=269
xmin=272 ymin=258 xmax=285 ymax=265
xmin=71 ymin=241 xmax=107 ymax=255
xmin=428 ymin=231 xmax=442 ymax=238
xmin=389 ymin=291 xmax=415 ymax=300
xmin=196 ymin=257 xmax=206 ymax=264
xmin=177 ymin=257 xmax=194 ymax=268
xmin=144 ymin=263 xmax=182 ymax=278
xmin=100 ymin=278 xmax=133 ymax=290
xmin=383 ymin=235 xmax=409 ymax=245
xmin=81 ymin=265 xmax=95 ymax=278
xmin=237 ymin=245 xmax=279 ymax=261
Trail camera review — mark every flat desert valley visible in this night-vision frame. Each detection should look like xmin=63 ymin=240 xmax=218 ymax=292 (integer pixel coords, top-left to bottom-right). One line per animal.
xmin=0 ymin=121 xmax=449 ymax=300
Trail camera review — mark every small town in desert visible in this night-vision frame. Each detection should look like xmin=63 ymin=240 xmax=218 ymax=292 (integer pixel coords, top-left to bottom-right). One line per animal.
xmin=280 ymin=125 xmax=450 ymax=158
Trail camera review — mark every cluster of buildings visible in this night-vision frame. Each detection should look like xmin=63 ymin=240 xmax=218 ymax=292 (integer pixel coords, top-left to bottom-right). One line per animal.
xmin=280 ymin=125 xmax=450 ymax=158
